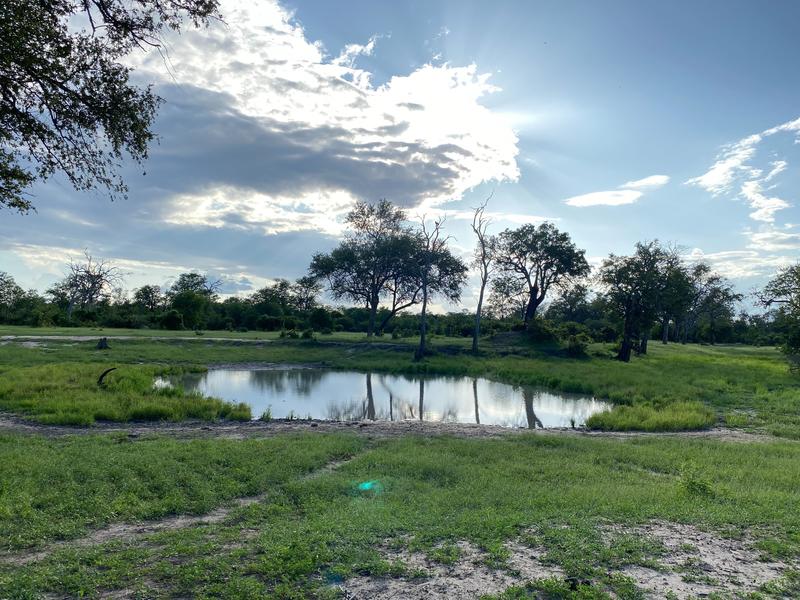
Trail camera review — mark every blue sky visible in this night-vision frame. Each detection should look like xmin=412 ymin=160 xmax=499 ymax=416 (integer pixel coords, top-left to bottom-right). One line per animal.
xmin=1 ymin=0 xmax=798 ymax=307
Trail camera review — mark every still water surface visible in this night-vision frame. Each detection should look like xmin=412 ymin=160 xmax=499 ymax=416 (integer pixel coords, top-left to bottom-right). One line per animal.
xmin=167 ymin=368 xmax=611 ymax=428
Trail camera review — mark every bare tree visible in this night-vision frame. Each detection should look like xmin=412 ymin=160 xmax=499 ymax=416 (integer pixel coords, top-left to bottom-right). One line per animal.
xmin=56 ymin=251 xmax=124 ymax=319
xmin=470 ymin=195 xmax=496 ymax=353
xmin=413 ymin=217 xmax=468 ymax=361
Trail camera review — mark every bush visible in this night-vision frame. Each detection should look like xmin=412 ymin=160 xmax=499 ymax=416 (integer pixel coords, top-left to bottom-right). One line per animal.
xmin=301 ymin=328 xmax=315 ymax=340
xmin=320 ymin=327 xmax=333 ymax=335
xmin=526 ymin=319 xmax=558 ymax=343
xmin=256 ymin=314 xmax=282 ymax=331
xmin=279 ymin=329 xmax=299 ymax=339
xmin=160 ymin=309 xmax=184 ymax=330
xmin=564 ymin=333 xmax=590 ymax=357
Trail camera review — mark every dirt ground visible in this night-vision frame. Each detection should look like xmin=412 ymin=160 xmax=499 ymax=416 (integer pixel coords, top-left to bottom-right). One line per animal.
xmin=0 ymin=411 xmax=774 ymax=442
xmin=340 ymin=523 xmax=797 ymax=599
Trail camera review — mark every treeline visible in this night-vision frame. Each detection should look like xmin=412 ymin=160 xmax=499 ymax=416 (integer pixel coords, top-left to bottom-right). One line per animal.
xmin=1 ymin=200 xmax=798 ymax=363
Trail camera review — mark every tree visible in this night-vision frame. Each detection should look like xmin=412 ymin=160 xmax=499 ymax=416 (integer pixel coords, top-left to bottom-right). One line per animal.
xmin=599 ymin=242 xmax=668 ymax=362
xmin=759 ymin=264 xmax=800 ymax=312
xmin=291 ymin=276 xmax=322 ymax=311
xmin=310 ymin=200 xmax=416 ymax=336
xmin=759 ymin=263 xmax=800 ymax=368
xmin=0 ymin=271 xmax=24 ymax=322
xmin=656 ymin=249 xmax=694 ymax=344
xmin=470 ymin=197 xmax=496 ymax=353
xmin=168 ymin=273 xmax=221 ymax=298
xmin=133 ymin=284 xmax=163 ymax=313
xmin=545 ymin=283 xmax=592 ymax=324
xmin=495 ymin=223 xmax=590 ymax=327
xmin=1 ymin=0 xmax=220 ymax=212
xmin=486 ymin=274 xmax=528 ymax=320
xmin=697 ymin=276 xmax=742 ymax=345
xmin=412 ymin=218 xmax=468 ymax=361
xmin=50 ymin=251 xmax=124 ymax=319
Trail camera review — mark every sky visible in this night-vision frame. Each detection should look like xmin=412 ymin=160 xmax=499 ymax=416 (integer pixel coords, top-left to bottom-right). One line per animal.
xmin=1 ymin=0 xmax=799 ymax=309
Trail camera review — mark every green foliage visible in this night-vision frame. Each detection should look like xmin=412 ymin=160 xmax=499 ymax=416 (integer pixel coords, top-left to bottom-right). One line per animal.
xmin=160 ymin=309 xmax=184 ymax=330
xmin=1 ymin=0 xmax=220 ymax=212
xmin=586 ymin=402 xmax=716 ymax=432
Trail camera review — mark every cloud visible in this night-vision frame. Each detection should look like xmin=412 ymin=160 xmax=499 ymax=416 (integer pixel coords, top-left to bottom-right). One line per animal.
xmin=564 ymin=174 xmax=668 ymax=207
xmin=128 ymin=0 xmax=519 ymax=223
xmin=621 ymin=175 xmax=670 ymax=190
xmin=746 ymin=226 xmax=800 ymax=252
xmin=564 ymin=190 xmax=643 ymax=207
xmin=1 ymin=0 xmax=523 ymax=293
xmin=332 ymin=35 xmax=379 ymax=68
xmin=685 ymin=134 xmax=762 ymax=195
xmin=740 ymin=181 xmax=790 ymax=223
xmin=688 ymin=247 xmax=796 ymax=279
xmin=686 ymin=116 xmax=799 ymax=223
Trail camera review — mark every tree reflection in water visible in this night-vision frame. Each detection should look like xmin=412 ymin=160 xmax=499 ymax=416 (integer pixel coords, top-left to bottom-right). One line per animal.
xmin=247 ymin=368 xmax=325 ymax=395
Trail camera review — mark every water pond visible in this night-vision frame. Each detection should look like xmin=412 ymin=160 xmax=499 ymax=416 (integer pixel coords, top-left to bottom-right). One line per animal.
xmin=162 ymin=368 xmax=611 ymax=428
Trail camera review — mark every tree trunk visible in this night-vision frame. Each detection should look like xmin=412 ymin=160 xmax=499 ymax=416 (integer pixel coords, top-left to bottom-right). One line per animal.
xmin=414 ymin=281 xmax=429 ymax=362
xmin=367 ymin=294 xmax=380 ymax=337
xmin=662 ymin=316 xmax=669 ymax=344
xmin=366 ymin=300 xmax=377 ymax=337
xmin=472 ymin=277 xmax=487 ymax=353
xmin=523 ymin=291 xmax=540 ymax=325
xmin=639 ymin=332 xmax=649 ymax=355
xmin=617 ymin=336 xmax=633 ymax=362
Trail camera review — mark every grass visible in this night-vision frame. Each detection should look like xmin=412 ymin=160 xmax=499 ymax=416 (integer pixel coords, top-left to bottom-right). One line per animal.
xmin=0 ymin=363 xmax=251 ymax=425
xmin=3 ymin=433 xmax=800 ymax=597
xmin=0 ymin=433 xmax=365 ymax=550
xmin=586 ymin=401 xmax=716 ymax=432
xmin=1 ymin=335 xmax=798 ymax=435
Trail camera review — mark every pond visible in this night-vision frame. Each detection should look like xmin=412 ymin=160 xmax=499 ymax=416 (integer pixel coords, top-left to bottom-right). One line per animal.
xmin=161 ymin=368 xmax=611 ymax=428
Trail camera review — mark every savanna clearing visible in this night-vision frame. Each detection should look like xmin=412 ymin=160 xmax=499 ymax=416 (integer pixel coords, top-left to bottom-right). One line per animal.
xmin=1 ymin=331 xmax=799 ymax=598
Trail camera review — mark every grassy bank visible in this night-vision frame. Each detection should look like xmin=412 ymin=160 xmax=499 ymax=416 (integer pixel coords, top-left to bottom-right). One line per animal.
xmin=1 ymin=336 xmax=798 ymax=435
xmin=2 ymin=432 xmax=800 ymax=597
xmin=0 ymin=363 xmax=251 ymax=425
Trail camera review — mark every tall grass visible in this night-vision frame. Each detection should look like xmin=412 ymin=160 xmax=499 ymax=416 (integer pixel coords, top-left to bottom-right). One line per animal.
xmin=585 ymin=401 xmax=716 ymax=431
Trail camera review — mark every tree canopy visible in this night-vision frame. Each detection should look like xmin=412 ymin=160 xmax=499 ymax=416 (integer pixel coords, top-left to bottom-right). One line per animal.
xmin=1 ymin=0 xmax=220 ymax=212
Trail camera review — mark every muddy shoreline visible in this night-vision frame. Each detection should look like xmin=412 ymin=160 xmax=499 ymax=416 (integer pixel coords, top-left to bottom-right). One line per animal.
xmin=0 ymin=412 xmax=772 ymax=442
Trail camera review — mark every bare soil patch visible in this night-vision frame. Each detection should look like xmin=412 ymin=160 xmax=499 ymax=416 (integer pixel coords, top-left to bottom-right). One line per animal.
xmin=340 ymin=523 xmax=797 ymax=599
xmin=339 ymin=540 xmax=562 ymax=599
xmin=608 ymin=521 xmax=795 ymax=598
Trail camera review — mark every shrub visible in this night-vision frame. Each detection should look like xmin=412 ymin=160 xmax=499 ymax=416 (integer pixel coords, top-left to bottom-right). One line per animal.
xmin=160 ymin=309 xmax=184 ymax=330
xmin=565 ymin=333 xmax=591 ymax=358
xmin=301 ymin=328 xmax=315 ymax=340
xmin=256 ymin=314 xmax=282 ymax=331
xmin=526 ymin=319 xmax=558 ymax=343
xmin=320 ymin=327 xmax=333 ymax=335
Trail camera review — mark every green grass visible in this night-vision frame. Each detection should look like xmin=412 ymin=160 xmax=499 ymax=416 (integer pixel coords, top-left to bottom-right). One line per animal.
xmin=0 ymin=433 xmax=365 ymax=550
xmin=0 ymin=363 xmax=251 ymax=425
xmin=586 ymin=401 xmax=716 ymax=432
xmin=3 ymin=433 xmax=800 ymax=597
